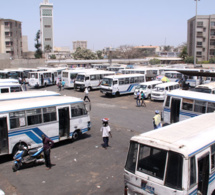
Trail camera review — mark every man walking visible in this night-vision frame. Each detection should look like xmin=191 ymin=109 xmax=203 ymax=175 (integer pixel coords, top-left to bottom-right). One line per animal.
xmin=42 ymin=134 xmax=54 ymax=170
xmin=136 ymin=91 xmax=140 ymax=107
xmin=100 ymin=118 xmax=112 ymax=149
xmin=153 ymin=110 xmax=162 ymax=129
xmin=84 ymin=87 xmax=90 ymax=102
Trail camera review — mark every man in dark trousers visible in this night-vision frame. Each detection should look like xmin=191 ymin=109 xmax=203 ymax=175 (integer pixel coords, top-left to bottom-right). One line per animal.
xmin=42 ymin=134 xmax=54 ymax=170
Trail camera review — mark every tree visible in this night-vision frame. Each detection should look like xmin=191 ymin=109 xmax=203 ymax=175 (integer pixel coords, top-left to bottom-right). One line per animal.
xmin=73 ymin=47 xmax=97 ymax=60
xmin=209 ymin=57 xmax=215 ymax=63
xmin=163 ymin=45 xmax=171 ymax=52
xmin=96 ymin=50 xmax=103 ymax=59
xmin=149 ymin=58 xmax=161 ymax=65
xmin=50 ymin=54 xmax=56 ymax=59
xmin=34 ymin=30 xmax=42 ymax=58
xmin=185 ymin=56 xmax=195 ymax=64
xmin=44 ymin=45 xmax=52 ymax=53
xmin=179 ymin=43 xmax=188 ymax=61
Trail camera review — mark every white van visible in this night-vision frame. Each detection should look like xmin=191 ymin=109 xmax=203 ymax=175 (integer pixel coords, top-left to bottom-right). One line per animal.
xmin=194 ymin=82 xmax=215 ymax=94
xmin=134 ymin=80 xmax=162 ymax=99
xmin=0 ymin=83 xmax=23 ymax=93
xmin=151 ymin=82 xmax=180 ymax=101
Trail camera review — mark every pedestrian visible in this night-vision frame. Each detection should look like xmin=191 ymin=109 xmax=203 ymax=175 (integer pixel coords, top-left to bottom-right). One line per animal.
xmin=22 ymin=78 xmax=27 ymax=91
xmin=58 ymin=80 xmax=62 ymax=91
xmin=62 ymin=80 xmax=65 ymax=90
xmin=136 ymin=91 xmax=140 ymax=107
xmin=84 ymin=87 xmax=90 ymax=102
xmin=42 ymin=134 xmax=54 ymax=170
xmin=100 ymin=118 xmax=112 ymax=149
xmin=140 ymin=91 xmax=146 ymax=107
xmin=153 ymin=110 xmax=162 ymax=129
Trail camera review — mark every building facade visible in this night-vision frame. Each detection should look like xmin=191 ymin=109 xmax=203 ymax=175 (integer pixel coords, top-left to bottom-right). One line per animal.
xmin=0 ymin=18 xmax=22 ymax=59
xmin=73 ymin=41 xmax=87 ymax=51
xmin=22 ymin=35 xmax=28 ymax=52
xmin=187 ymin=15 xmax=215 ymax=62
xmin=40 ymin=0 xmax=54 ymax=52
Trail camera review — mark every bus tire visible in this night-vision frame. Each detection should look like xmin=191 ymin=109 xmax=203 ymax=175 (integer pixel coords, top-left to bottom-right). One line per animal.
xmin=72 ymin=130 xmax=80 ymax=141
xmin=87 ymin=86 xmax=92 ymax=91
xmin=148 ymin=94 xmax=151 ymax=100
xmin=212 ymin=190 xmax=215 ymax=195
xmin=44 ymin=83 xmax=47 ymax=87
xmin=115 ymin=92 xmax=120 ymax=97
xmin=162 ymin=123 xmax=169 ymax=127
xmin=12 ymin=142 xmax=27 ymax=157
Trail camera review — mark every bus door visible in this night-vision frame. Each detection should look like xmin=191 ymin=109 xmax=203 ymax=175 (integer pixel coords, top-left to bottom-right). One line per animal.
xmin=170 ymin=98 xmax=181 ymax=123
xmin=197 ymin=153 xmax=209 ymax=195
xmin=52 ymin=73 xmax=55 ymax=84
xmin=40 ymin=74 xmax=44 ymax=86
xmin=58 ymin=107 xmax=70 ymax=139
xmin=0 ymin=116 xmax=8 ymax=155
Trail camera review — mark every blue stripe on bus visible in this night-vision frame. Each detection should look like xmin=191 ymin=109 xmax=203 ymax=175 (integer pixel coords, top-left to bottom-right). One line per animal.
xmin=164 ymin=108 xmax=198 ymax=117
xmin=113 ymin=84 xmax=139 ymax=95
xmin=189 ymin=188 xmax=197 ymax=195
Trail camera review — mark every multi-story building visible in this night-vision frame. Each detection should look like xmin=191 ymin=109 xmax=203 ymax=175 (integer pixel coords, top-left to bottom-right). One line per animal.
xmin=187 ymin=14 xmax=215 ymax=62
xmin=0 ymin=18 xmax=22 ymax=59
xmin=22 ymin=35 xmax=28 ymax=52
xmin=40 ymin=0 xmax=54 ymax=52
xmin=73 ymin=41 xmax=87 ymax=51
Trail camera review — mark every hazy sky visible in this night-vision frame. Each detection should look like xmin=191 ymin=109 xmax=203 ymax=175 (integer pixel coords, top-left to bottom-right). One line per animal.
xmin=1 ymin=0 xmax=215 ymax=51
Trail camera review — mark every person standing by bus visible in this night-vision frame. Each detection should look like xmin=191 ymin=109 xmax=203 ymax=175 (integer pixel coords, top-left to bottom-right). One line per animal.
xmin=42 ymin=134 xmax=54 ymax=170
xmin=62 ymin=80 xmax=65 ymax=90
xmin=136 ymin=91 xmax=140 ymax=107
xmin=100 ymin=118 xmax=112 ymax=149
xmin=58 ymin=80 xmax=62 ymax=91
xmin=84 ymin=87 xmax=90 ymax=102
xmin=140 ymin=91 xmax=146 ymax=107
xmin=153 ymin=110 xmax=161 ymax=129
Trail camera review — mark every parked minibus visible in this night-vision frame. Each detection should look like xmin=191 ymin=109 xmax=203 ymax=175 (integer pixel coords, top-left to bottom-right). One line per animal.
xmin=164 ymin=71 xmax=183 ymax=82
xmin=151 ymin=82 xmax=180 ymax=101
xmin=124 ymin=112 xmax=215 ymax=195
xmin=134 ymin=80 xmax=162 ymax=99
xmin=194 ymin=82 xmax=215 ymax=94
xmin=0 ymin=96 xmax=91 ymax=156
xmin=100 ymin=74 xmax=146 ymax=96
xmin=74 ymin=70 xmax=115 ymax=91
xmin=0 ymin=83 xmax=22 ymax=93
xmin=0 ymin=91 xmax=60 ymax=101
xmin=163 ymin=89 xmax=215 ymax=124
xmin=61 ymin=69 xmax=95 ymax=88
xmin=28 ymin=71 xmax=55 ymax=88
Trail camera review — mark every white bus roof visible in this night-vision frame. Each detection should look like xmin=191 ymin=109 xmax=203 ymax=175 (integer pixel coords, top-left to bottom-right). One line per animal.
xmin=78 ymin=70 xmax=115 ymax=75
xmin=29 ymin=71 xmax=52 ymax=74
xmin=196 ymin=82 xmax=215 ymax=89
xmin=131 ymin=112 xmax=215 ymax=158
xmin=0 ymin=96 xmax=83 ymax=113
xmin=0 ymin=90 xmax=60 ymax=101
xmin=0 ymin=79 xmax=18 ymax=83
xmin=0 ymin=83 xmax=21 ymax=87
xmin=62 ymin=69 xmax=95 ymax=73
xmin=155 ymin=82 xmax=178 ymax=87
xmin=166 ymin=89 xmax=215 ymax=102
xmin=104 ymin=74 xmax=145 ymax=79
xmin=139 ymin=80 xmax=162 ymax=85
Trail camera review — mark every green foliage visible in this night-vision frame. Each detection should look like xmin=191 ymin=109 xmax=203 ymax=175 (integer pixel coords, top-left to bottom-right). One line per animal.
xmin=44 ymin=45 xmax=52 ymax=53
xmin=34 ymin=30 xmax=42 ymax=58
xmin=199 ymin=61 xmax=209 ymax=64
xmin=50 ymin=54 xmax=56 ymax=59
xmin=73 ymin=47 xmax=97 ymax=60
xmin=185 ymin=56 xmax=194 ymax=64
xmin=149 ymin=58 xmax=160 ymax=65
xmin=179 ymin=45 xmax=188 ymax=61
xmin=163 ymin=45 xmax=171 ymax=52
xmin=209 ymin=57 xmax=215 ymax=63
xmin=96 ymin=50 xmax=103 ymax=59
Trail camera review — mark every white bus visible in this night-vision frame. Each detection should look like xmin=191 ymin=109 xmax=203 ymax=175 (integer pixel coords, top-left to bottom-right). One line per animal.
xmin=100 ymin=74 xmax=146 ymax=96
xmin=124 ymin=112 xmax=215 ymax=195
xmin=194 ymin=82 xmax=215 ymax=94
xmin=74 ymin=70 xmax=115 ymax=91
xmin=0 ymin=79 xmax=19 ymax=84
xmin=134 ymin=80 xmax=162 ymax=99
xmin=0 ymin=96 xmax=91 ymax=156
xmin=163 ymin=89 xmax=215 ymax=125
xmin=0 ymin=91 xmax=60 ymax=101
xmin=163 ymin=71 xmax=183 ymax=82
xmin=151 ymin=82 xmax=180 ymax=101
xmin=0 ymin=83 xmax=22 ymax=93
xmin=61 ymin=69 xmax=95 ymax=88
xmin=28 ymin=71 xmax=55 ymax=88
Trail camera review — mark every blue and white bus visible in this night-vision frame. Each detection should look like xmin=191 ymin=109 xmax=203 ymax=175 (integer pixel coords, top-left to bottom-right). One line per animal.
xmin=163 ymin=89 xmax=215 ymax=125
xmin=125 ymin=112 xmax=215 ymax=195
xmin=100 ymin=74 xmax=145 ymax=96
xmin=0 ymin=96 xmax=91 ymax=156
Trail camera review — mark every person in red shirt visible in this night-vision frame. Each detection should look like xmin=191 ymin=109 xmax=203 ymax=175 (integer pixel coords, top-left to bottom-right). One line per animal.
xmin=42 ymin=134 xmax=54 ymax=170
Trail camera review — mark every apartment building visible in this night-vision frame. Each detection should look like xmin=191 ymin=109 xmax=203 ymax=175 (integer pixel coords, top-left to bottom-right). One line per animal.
xmin=73 ymin=41 xmax=87 ymax=51
xmin=0 ymin=18 xmax=22 ymax=59
xmin=40 ymin=0 xmax=54 ymax=52
xmin=187 ymin=14 xmax=215 ymax=62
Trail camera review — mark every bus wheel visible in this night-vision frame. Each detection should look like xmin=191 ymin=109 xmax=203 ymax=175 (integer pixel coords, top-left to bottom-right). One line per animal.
xmin=12 ymin=142 xmax=27 ymax=156
xmin=72 ymin=130 xmax=80 ymax=141
xmin=148 ymin=94 xmax=151 ymax=100
xmin=44 ymin=83 xmax=47 ymax=87
xmin=115 ymin=92 xmax=120 ymax=97
xmin=87 ymin=87 xmax=92 ymax=91
xmin=212 ymin=190 xmax=215 ymax=195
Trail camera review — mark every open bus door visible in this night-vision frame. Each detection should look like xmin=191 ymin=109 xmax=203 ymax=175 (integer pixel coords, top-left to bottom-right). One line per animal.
xmin=41 ymin=74 xmax=44 ymax=86
xmin=197 ymin=153 xmax=209 ymax=195
xmin=0 ymin=116 xmax=8 ymax=155
xmin=170 ymin=98 xmax=180 ymax=123
xmin=58 ymin=107 xmax=70 ymax=140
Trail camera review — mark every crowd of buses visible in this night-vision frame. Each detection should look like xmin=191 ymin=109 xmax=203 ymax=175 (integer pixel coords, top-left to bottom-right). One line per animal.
xmin=1 ymin=65 xmax=215 ymax=194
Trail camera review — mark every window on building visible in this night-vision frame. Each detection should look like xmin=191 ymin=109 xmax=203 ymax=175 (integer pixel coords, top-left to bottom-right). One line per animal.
xmin=45 ymin=38 xmax=51 ymax=41
xmin=197 ymin=21 xmax=203 ymax=27
xmin=197 ymin=42 xmax=202 ymax=46
xmin=211 ymin=22 xmax=215 ymax=27
xmin=197 ymin=52 xmax=202 ymax=56
xmin=44 ymin=25 xmax=51 ymax=28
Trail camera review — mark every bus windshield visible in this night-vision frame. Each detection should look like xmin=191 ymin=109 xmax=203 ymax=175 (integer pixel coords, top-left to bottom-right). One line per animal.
xmin=30 ymin=73 xmax=38 ymax=79
xmin=70 ymin=73 xmax=77 ymax=80
xmin=101 ymin=78 xmax=113 ymax=87
xmin=76 ymin=75 xmax=85 ymax=82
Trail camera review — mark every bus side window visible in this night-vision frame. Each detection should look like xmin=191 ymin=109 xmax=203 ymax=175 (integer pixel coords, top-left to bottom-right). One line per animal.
xmin=194 ymin=100 xmax=206 ymax=113
xmin=207 ymin=102 xmax=215 ymax=113
xmin=182 ymin=98 xmax=193 ymax=111
xmin=125 ymin=78 xmax=129 ymax=84
xmin=119 ymin=78 xmax=125 ymax=85
xmin=130 ymin=77 xmax=134 ymax=84
xmin=211 ymin=144 xmax=215 ymax=171
xmin=71 ymin=103 xmax=87 ymax=117
xmin=43 ymin=107 xmax=56 ymax=123
xmin=26 ymin=109 xmax=42 ymax=126
xmin=165 ymin=96 xmax=170 ymax=107
xmin=9 ymin=111 xmax=26 ymax=129
xmin=189 ymin=156 xmax=197 ymax=188
xmin=1 ymin=88 xmax=9 ymax=93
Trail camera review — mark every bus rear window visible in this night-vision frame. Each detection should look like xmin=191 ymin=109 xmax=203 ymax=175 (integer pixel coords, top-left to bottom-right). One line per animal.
xmin=125 ymin=141 xmax=138 ymax=173
xmin=137 ymin=144 xmax=167 ymax=180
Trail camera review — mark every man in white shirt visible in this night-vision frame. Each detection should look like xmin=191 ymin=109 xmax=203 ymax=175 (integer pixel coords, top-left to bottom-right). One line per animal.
xmin=100 ymin=118 xmax=112 ymax=149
